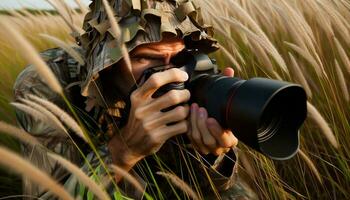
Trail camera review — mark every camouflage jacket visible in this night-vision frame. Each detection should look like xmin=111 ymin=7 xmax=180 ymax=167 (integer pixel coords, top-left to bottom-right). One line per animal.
xmin=14 ymin=47 xmax=257 ymax=200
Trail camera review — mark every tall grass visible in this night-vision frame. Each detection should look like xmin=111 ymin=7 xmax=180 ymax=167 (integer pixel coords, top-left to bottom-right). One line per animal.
xmin=198 ymin=0 xmax=350 ymax=199
xmin=0 ymin=9 xmax=84 ymax=197
xmin=0 ymin=11 xmax=82 ymax=123
xmin=0 ymin=0 xmax=349 ymax=199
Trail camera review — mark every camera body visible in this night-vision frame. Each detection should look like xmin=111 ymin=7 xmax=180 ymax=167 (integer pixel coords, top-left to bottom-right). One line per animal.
xmin=137 ymin=50 xmax=307 ymax=160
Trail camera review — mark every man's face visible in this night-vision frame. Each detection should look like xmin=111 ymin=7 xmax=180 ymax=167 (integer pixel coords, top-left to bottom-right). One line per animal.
xmin=100 ymin=37 xmax=185 ymax=98
xmin=128 ymin=37 xmax=185 ymax=80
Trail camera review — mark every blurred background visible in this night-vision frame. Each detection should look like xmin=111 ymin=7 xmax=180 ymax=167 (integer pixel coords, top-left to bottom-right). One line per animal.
xmin=0 ymin=0 xmax=349 ymax=199
xmin=0 ymin=0 xmax=90 ymax=9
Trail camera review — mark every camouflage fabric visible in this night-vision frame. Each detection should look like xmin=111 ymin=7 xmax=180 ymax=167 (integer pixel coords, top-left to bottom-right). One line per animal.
xmin=14 ymin=48 xmax=257 ymax=199
xmin=78 ymin=0 xmax=218 ymax=97
xmin=13 ymin=0 xmax=257 ymax=199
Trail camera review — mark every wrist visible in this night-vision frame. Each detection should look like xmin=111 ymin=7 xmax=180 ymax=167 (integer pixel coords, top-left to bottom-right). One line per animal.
xmin=108 ymin=134 xmax=143 ymax=170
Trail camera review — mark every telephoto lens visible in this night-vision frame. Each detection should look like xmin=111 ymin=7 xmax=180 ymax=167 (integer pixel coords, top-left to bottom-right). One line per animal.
xmin=188 ymin=74 xmax=307 ymax=160
xmin=142 ymin=51 xmax=307 ymax=160
xmin=189 ymin=74 xmax=306 ymax=160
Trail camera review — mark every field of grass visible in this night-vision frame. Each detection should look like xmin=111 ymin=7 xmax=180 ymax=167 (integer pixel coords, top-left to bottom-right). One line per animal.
xmin=0 ymin=0 xmax=350 ymax=199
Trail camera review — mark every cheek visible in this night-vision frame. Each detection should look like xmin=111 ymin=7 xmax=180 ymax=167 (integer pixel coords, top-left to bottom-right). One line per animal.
xmin=131 ymin=61 xmax=151 ymax=80
xmin=131 ymin=60 xmax=163 ymax=80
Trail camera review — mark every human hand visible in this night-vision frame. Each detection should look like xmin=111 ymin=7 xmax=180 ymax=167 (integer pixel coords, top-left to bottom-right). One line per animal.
xmin=187 ymin=67 xmax=238 ymax=155
xmin=108 ymin=67 xmax=190 ymax=169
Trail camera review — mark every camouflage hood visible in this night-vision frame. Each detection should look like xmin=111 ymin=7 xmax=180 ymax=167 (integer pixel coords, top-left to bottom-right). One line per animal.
xmin=79 ymin=0 xmax=219 ymax=97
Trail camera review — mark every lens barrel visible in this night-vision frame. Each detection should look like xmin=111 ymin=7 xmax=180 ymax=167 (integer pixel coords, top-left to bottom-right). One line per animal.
xmin=137 ymin=50 xmax=307 ymax=160
xmin=188 ymin=74 xmax=307 ymax=160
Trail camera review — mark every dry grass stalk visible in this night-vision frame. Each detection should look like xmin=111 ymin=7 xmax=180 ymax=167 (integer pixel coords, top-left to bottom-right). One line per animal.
xmin=220 ymin=17 xmax=289 ymax=75
xmin=73 ymin=0 xmax=89 ymax=15
xmin=288 ymin=53 xmax=312 ymax=98
xmin=27 ymin=94 xmax=87 ymax=143
xmin=249 ymin=1 xmax=275 ymax=35
xmin=334 ymin=59 xmax=349 ymax=102
xmin=0 ymin=121 xmax=41 ymax=147
xmin=0 ymin=21 xmax=63 ymax=94
xmin=157 ymin=171 xmax=199 ymax=200
xmin=249 ymin=40 xmax=276 ymax=77
xmin=10 ymin=102 xmax=67 ymax=136
xmin=214 ymin=27 xmax=246 ymax=65
xmin=224 ymin=0 xmax=289 ymax=73
xmin=333 ymin=37 xmax=350 ymax=75
xmin=335 ymin=1 xmax=350 ymax=22
xmin=341 ymin=0 xmax=350 ymax=10
xmin=19 ymin=98 xmax=67 ymax=133
xmin=40 ymin=34 xmax=85 ymax=65
xmin=285 ymin=42 xmax=326 ymax=78
xmin=49 ymin=0 xmax=73 ymax=22
xmin=48 ymin=153 xmax=111 ymax=200
xmin=318 ymin=0 xmax=350 ymax=45
xmin=57 ymin=0 xmax=75 ymax=23
xmin=239 ymin=150 xmax=257 ymax=180
xmin=218 ymin=44 xmax=242 ymax=71
xmin=307 ymin=101 xmax=339 ymax=148
xmin=275 ymin=5 xmax=307 ymax=49
xmin=298 ymin=149 xmax=322 ymax=184
xmin=46 ymin=0 xmax=82 ymax=35
xmin=101 ymin=0 xmax=137 ymax=85
xmin=111 ymin=165 xmax=144 ymax=193
xmin=301 ymin=0 xmax=335 ymax=39
xmin=0 ymin=147 xmax=74 ymax=200
xmin=223 ymin=0 xmax=268 ymax=40
xmin=279 ymin=0 xmax=317 ymax=49
xmin=198 ymin=4 xmax=246 ymax=66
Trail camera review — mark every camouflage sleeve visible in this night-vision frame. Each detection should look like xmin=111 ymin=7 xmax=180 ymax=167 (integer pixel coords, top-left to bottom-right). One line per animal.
xmin=12 ymin=51 xmax=119 ymax=199
xmin=13 ymin=64 xmax=80 ymax=198
xmin=13 ymin=56 xmax=139 ymax=199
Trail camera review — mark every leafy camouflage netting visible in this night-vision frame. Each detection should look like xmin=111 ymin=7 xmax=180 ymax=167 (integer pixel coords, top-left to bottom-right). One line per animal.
xmin=78 ymin=0 xmax=219 ymax=96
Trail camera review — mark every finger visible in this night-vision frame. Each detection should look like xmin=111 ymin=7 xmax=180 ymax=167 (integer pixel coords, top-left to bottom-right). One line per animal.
xmin=188 ymin=103 xmax=198 ymax=145
xmin=134 ymin=89 xmax=190 ymax=118
xmin=185 ymin=118 xmax=200 ymax=151
xmin=143 ymin=105 xmax=190 ymax=130
xmin=197 ymin=107 xmax=217 ymax=150
xmin=155 ymin=120 xmax=188 ymax=142
xmin=189 ymin=103 xmax=209 ymax=154
xmin=195 ymin=107 xmax=213 ymax=154
xmin=206 ymin=118 xmax=238 ymax=148
xmin=188 ymin=103 xmax=198 ymax=144
xmin=141 ymin=89 xmax=190 ymax=114
xmin=221 ymin=67 xmax=234 ymax=77
xmin=137 ymin=68 xmax=189 ymax=97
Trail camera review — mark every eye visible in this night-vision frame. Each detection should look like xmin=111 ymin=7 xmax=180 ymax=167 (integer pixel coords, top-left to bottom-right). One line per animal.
xmin=132 ymin=56 xmax=163 ymax=65
xmin=138 ymin=58 xmax=149 ymax=63
xmin=131 ymin=57 xmax=147 ymax=63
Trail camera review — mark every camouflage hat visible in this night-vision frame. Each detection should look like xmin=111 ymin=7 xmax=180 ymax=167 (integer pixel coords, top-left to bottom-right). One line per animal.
xmin=79 ymin=0 xmax=219 ymax=97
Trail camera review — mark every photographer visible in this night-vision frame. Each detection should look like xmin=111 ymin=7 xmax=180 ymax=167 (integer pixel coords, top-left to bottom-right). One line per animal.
xmin=14 ymin=0 xmax=256 ymax=199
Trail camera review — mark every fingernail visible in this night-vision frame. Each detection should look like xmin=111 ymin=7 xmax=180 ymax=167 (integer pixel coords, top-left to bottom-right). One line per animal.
xmin=206 ymin=118 xmax=214 ymax=127
xmin=183 ymin=72 xmax=189 ymax=81
xmin=198 ymin=108 xmax=206 ymax=118
xmin=191 ymin=103 xmax=197 ymax=112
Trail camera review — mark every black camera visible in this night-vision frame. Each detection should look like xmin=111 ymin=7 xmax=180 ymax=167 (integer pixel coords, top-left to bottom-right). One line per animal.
xmin=138 ymin=49 xmax=307 ymax=160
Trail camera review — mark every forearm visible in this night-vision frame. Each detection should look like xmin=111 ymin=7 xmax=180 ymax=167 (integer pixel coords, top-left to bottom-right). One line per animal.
xmin=107 ymin=133 xmax=143 ymax=183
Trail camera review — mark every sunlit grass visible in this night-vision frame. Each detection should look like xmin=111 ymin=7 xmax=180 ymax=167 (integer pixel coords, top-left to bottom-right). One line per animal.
xmin=0 ymin=0 xmax=349 ymax=199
